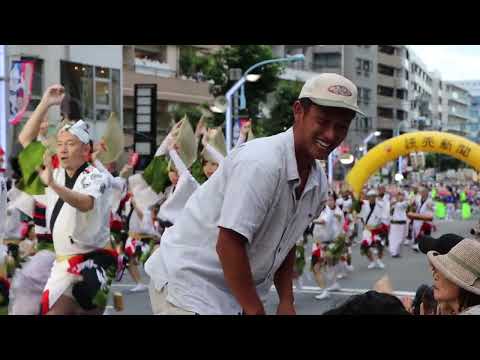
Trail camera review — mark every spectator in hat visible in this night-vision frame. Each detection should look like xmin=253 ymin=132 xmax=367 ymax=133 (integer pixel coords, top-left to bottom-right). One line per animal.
xmin=426 ymin=238 xmax=480 ymax=315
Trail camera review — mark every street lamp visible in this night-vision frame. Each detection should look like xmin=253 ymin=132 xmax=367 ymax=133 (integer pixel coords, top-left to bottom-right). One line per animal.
xmin=225 ymin=54 xmax=305 ymax=152
xmin=362 ymin=130 xmax=381 ymax=155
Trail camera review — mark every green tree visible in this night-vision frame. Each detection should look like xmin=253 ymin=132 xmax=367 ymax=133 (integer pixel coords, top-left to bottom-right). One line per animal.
xmin=263 ymin=80 xmax=303 ymax=137
xmin=195 ymin=45 xmax=284 ymax=134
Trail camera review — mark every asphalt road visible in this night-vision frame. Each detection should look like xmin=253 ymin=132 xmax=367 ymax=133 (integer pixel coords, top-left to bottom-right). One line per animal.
xmin=105 ymin=218 xmax=478 ymax=315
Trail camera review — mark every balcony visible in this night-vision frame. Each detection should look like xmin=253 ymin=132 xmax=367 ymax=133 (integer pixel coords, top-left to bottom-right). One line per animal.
xmin=377 ymin=95 xmax=410 ymax=111
xmin=134 ymin=58 xmax=176 ymax=78
xmin=123 ymin=69 xmax=213 ymax=105
xmin=394 ymin=76 xmax=409 ymax=90
xmin=377 ymin=116 xmax=395 ymax=129
xmin=378 ymin=52 xmax=404 ymax=68
xmin=448 ymin=93 xmax=470 ymax=106
xmin=448 ymin=109 xmax=471 ymax=121
xmin=377 ymin=73 xmax=395 ymax=88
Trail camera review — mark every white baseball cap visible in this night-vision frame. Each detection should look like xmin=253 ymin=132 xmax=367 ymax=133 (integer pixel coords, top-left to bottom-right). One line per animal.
xmin=367 ymin=190 xmax=377 ymax=197
xmin=299 ymin=73 xmax=366 ymax=117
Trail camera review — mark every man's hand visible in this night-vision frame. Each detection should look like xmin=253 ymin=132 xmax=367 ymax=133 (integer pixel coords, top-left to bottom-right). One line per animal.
xmin=195 ymin=117 xmax=207 ymax=138
xmin=41 ymin=84 xmax=65 ymax=108
xmin=91 ymin=139 xmax=107 ymax=163
xmin=119 ymin=164 xmax=133 ymax=179
xmin=240 ymin=122 xmax=251 ymax=137
xmin=276 ymin=301 xmax=296 ymax=315
xmin=38 ymin=152 xmax=54 ymax=186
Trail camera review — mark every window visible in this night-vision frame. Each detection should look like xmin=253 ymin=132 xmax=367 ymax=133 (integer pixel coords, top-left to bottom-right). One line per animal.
xmin=378 ymin=85 xmax=394 ymax=97
xmin=396 ymin=89 xmax=408 ymax=99
xmin=313 ymin=53 xmax=340 ymax=69
xmin=358 ymin=87 xmax=371 ymax=105
xmin=356 ymin=58 xmax=371 ymax=77
xmin=61 ymin=60 xmax=121 ymax=123
xmin=378 ymin=64 xmax=394 ymax=76
xmin=405 ymin=69 xmax=409 ymax=81
xmin=379 ymin=45 xmax=395 ymax=55
xmin=396 ymin=110 xmax=407 ymax=120
xmin=378 ymin=107 xmax=394 ymax=119
xmin=21 ymin=57 xmax=44 ymax=111
xmin=439 ymin=97 xmax=442 ymax=105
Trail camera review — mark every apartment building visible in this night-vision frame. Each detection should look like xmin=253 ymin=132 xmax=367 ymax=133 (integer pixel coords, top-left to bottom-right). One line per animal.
xmin=408 ymin=50 xmax=434 ymax=130
xmin=444 ymin=82 xmax=472 ymax=135
xmin=272 ymin=45 xmax=378 ymax=151
xmin=376 ymin=45 xmax=410 ymax=141
xmin=451 ymin=80 xmax=480 ymax=138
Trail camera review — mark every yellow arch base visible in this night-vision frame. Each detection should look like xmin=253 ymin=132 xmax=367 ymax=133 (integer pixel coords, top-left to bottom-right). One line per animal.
xmin=346 ymin=131 xmax=480 ymax=197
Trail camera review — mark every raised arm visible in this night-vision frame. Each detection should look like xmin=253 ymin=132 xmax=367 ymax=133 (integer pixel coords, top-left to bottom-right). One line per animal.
xmin=18 ymin=85 xmax=65 ymax=148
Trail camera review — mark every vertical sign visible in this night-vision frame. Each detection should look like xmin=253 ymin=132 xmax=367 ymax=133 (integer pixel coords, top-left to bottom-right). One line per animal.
xmin=134 ymin=84 xmax=157 ymax=170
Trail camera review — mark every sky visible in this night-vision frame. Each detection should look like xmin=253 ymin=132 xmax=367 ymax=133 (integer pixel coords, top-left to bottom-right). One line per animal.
xmin=408 ymin=45 xmax=480 ymax=81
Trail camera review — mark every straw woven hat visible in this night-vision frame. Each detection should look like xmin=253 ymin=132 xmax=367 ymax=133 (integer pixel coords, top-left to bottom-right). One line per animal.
xmin=428 ymin=238 xmax=480 ymax=296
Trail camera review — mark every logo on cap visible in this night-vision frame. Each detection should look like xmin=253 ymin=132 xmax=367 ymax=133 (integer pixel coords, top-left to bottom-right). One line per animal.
xmin=328 ymin=85 xmax=352 ymax=97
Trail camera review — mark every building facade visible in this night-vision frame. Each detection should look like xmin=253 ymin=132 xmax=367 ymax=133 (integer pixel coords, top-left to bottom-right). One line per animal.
xmin=444 ymin=82 xmax=472 ymax=135
xmin=451 ymin=80 xmax=480 ymax=138
xmin=272 ymin=45 xmax=378 ymax=151
xmin=375 ymin=45 xmax=410 ymax=140
xmin=122 ymin=45 xmax=215 ymax=147
xmin=4 ymin=45 xmax=123 ymax=158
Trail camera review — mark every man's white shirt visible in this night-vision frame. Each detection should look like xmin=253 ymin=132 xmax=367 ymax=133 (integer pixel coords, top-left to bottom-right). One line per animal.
xmin=145 ymin=128 xmax=328 ymax=315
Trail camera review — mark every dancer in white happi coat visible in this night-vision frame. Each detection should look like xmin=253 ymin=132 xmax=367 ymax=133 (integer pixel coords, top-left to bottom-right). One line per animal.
xmin=313 ymin=193 xmax=345 ymax=300
xmin=359 ymin=189 xmax=389 ymax=269
xmin=409 ymin=187 xmax=435 ymax=252
xmin=388 ymin=191 xmax=408 ymax=258
xmin=0 ymin=147 xmax=9 ymax=314
xmin=39 ymin=118 xmax=115 ymax=315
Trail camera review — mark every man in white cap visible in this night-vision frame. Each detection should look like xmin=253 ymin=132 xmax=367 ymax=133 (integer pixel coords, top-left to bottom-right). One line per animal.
xmin=145 ymin=73 xmax=364 ymax=315
xmin=31 ymin=85 xmax=115 ymax=315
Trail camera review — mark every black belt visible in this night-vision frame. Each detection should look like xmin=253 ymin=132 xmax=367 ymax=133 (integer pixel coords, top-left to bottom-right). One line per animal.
xmin=391 ymin=220 xmax=407 ymax=225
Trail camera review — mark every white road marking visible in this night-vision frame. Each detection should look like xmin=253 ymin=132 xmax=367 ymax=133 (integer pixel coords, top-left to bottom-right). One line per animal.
xmin=271 ymin=285 xmax=415 ymax=297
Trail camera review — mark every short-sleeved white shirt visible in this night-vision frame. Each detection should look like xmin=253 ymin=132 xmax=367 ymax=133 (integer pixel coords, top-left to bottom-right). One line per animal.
xmin=145 ymin=128 xmax=328 ymax=315
xmin=46 ymin=163 xmax=112 ymax=256
xmin=313 ymin=205 xmax=343 ymax=242
xmin=391 ymin=201 xmax=408 ymax=221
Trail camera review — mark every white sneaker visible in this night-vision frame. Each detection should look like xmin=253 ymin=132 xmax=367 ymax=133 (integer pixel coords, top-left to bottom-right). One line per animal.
xmin=368 ymin=261 xmax=376 ymax=269
xmin=376 ymin=259 xmax=385 ymax=269
xmin=346 ymin=264 xmax=354 ymax=272
xmin=315 ymin=290 xmax=330 ymax=300
xmin=129 ymin=283 xmax=148 ymax=293
xmin=326 ymin=282 xmax=341 ymax=291
xmin=411 ymin=244 xmax=420 ymax=252
xmin=337 ymin=274 xmax=346 ymax=280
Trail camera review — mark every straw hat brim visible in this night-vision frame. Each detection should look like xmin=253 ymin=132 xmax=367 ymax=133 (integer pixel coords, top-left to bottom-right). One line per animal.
xmin=427 ymin=251 xmax=480 ymax=296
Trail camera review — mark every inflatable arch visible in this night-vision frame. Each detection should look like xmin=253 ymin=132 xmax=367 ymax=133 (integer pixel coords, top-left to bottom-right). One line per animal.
xmin=346 ymin=131 xmax=480 ymax=196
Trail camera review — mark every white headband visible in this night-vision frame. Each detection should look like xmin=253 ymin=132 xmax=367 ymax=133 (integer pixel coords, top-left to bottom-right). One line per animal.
xmin=61 ymin=120 xmax=91 ymax=144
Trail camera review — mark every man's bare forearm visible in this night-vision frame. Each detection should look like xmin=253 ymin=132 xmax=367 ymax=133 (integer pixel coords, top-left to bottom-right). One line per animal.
xmin=50 ymin=181 xmax=94 ymax=212
xmin=274 ymin=246 xmax=295 ymax=305
xmin=216 ymin=228 xmax=264 ymax=315
xmin=18 ymin=99 xmax=49 ymax=148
